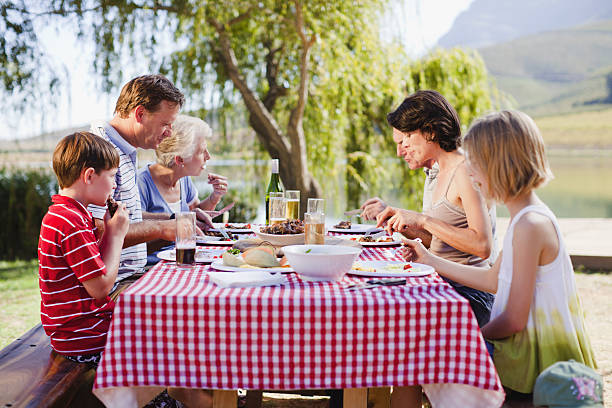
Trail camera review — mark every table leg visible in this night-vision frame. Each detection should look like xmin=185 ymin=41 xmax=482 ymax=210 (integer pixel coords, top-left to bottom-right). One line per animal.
xmin=343 ymin=388 xmax=367 ymax=408
xmin=368 ymin=387 xmax=391 ymax=408
xmin=212 ymin=389 xmax=237 ymax=408
xmin=245 ymin=390 xmax=263 ymax=408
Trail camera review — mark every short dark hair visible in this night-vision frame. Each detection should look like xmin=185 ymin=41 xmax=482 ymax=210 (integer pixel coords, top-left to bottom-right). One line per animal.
xmin=52 ymin=132 xmax=119 ymax=189
xmin=114 ymin=74 xmax=185 ymax=118
xmin=387 ymin=90 xmax=461 ymax=152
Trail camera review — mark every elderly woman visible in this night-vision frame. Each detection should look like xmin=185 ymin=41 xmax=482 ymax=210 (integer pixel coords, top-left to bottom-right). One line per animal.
xmin=137 ymin=115 xmax=228 ymax=219
xmin=362 ymin=91 xmax=497 ymax=327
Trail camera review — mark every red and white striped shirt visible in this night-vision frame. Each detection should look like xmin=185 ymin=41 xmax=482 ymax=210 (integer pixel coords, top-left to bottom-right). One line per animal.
xmin=38 ymin=195 xmax=115 ymax=356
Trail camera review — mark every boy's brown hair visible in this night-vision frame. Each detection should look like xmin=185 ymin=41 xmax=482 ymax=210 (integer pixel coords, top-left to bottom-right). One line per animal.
xmin=52 ymin=132 xmax=120 ymax=189
xmin=114 ymin=74 xmax=185 ymax=118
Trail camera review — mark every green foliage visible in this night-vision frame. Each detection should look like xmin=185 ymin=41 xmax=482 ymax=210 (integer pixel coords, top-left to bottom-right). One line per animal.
xmin=411 ymin=48 xmax=493 ymax=130
xmin=0 ymin=1 xmax=496 ymax=214
xmin=211 ymin=188 xmax=258 ymax=223
xmin=0 ymin=168 xmax=57 ymax=260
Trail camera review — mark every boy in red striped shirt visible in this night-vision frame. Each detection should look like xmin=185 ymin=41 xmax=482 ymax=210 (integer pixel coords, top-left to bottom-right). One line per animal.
xmin=38 ymin=132 xmax=129 ymax=365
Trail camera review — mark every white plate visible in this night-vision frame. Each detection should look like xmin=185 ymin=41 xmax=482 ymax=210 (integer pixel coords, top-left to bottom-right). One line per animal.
xmin=328 ymin=223 xmax=383 ymax=234
xmin=209 ymin=223 xmax=253 ymax=233
xmin=157 ymin=248 xmax=226 ymax=263
xmin=209 ymin=260 xmax=294 ymax=273
xmin=349 ymin=261 xmax=434 ymax=277
xmin=198 ymin=239 xmax=240 ymax=246
xmin=339 ymin=235 xmax=400 ymax=246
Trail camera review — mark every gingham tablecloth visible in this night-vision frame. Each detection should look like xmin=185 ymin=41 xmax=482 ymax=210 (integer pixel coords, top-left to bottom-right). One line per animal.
xmin=93 ymin=246 xmax=504 ymax=407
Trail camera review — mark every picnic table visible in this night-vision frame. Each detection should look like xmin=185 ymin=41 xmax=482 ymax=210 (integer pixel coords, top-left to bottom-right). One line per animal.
xmin=92 ymin=243 xmax=505 ymax=408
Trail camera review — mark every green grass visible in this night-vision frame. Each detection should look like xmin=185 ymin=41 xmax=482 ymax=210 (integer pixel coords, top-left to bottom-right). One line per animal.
xmin=535 ymin=108 xmax=612 ymax=147
xmin=0 ymin=260 xmax=40 ymax=349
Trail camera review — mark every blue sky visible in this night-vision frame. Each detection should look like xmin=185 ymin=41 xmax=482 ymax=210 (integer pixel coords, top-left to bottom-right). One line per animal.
xmin=0 ymin=0 xmax=473 ymax=140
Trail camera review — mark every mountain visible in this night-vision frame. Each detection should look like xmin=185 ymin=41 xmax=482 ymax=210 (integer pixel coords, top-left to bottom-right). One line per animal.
xmin=478 ymin=19 xmax=612 ymax=115
xmin=438 ymin=0 xmax=612 ymax=49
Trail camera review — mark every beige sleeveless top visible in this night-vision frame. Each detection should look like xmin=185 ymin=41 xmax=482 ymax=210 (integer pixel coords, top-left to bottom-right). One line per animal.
xmin=424 ymin=163 xmax=492 ymax=267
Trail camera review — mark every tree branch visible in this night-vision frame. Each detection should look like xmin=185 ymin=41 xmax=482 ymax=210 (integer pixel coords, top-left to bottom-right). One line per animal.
xmin=227 ymin=6 xmax=257 ymax=26
xmin=207 ymin=15 xmax=290 ymax=158
xmin=262 ymin=40 xmax=287 ymax=110
xmin=287 ymin=0 xmax=315 ymax=157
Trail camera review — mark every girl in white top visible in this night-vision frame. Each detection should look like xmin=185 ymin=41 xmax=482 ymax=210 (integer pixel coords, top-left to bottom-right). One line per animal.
xmin=399 ymin=110 xmax=596 ymax=400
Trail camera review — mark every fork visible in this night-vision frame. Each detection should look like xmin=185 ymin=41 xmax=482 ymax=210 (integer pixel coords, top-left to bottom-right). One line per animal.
xmin=218 ymin=227 xmax=232 ymax=240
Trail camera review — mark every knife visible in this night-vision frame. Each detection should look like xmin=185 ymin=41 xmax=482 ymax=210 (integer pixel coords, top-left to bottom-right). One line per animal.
xmin=218 ymin=226 xmax=232 ymax=240
xmin=343 ymin=209 xmax=362 ymax=217
xmin=346 ymin=278 xmax=406 ymax=291
xmin=205 ymin=202 xmax=235 ymax=219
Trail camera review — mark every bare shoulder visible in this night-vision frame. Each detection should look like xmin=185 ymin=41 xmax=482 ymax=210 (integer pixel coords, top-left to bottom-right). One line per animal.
xmin=514 ymin=211 xmax=556 ymax=241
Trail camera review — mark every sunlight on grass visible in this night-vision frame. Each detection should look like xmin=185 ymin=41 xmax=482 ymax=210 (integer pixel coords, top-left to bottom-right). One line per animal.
xmin=0 ymin=260 xmax=40 ymax=349
xmin=536 ymin=108 xmax=612 ymax=147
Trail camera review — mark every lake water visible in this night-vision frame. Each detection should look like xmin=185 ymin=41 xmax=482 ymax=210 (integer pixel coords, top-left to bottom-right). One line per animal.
xmin=197 ymin=150 xmax=612 ymax=223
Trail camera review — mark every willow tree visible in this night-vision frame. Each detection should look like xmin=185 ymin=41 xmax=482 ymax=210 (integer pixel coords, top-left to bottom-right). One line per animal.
xmin=1 ymin=1 xmax=496 ymax=212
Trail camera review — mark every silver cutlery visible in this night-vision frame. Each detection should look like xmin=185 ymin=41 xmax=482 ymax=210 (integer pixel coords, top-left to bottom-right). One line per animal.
xmin=346 ymin=278 xmax=406 ymax=291
xmin=218 ymin=227 xmax=232 ymax=240
xmin=366 ymin=230 xmax=387 ymax=239
xmin=205 ymin=202 xmax=235 ymax=219
xmin=363 ymin=227 xmax=384 ymax=237
xmin=343 ymin=209 xmax=362 ymax=217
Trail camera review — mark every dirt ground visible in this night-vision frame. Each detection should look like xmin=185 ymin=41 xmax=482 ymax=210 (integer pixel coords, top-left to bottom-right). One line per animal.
xmin=258 ymin=272 xmax=611 ymax=407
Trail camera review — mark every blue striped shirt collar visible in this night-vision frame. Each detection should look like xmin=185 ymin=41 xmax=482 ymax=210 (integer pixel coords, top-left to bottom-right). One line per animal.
xmin=95 ymin=122 xmax=138 ymax=165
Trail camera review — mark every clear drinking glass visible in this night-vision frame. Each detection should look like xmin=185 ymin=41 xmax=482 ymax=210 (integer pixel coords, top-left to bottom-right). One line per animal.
xmin=285 ymin=190 xmax=300 ymax=220
xmin=269 ymin=196 xmax=287 ymax=224
xmin=307 ymin=198 xmax=325 ymax=214
xmin=304 ymin=212 xmax=326 ymax=245
xmin=175 ymin=212 xmax=196 ymax=267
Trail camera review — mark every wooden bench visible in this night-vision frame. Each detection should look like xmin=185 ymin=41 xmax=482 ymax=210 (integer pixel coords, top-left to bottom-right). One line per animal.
xmin=0 ymin=324 xmax=105 ymax=408
xmin=0 ymin=279 xmax=135 ymax=408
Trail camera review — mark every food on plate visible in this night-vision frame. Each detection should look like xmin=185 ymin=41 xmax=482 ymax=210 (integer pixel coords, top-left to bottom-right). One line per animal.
xmin=225 ymin=223 xmax=251 ymax=229
xmin=349 ymin=236 xmax=394 ymax=243
xmin=333 ymin=220 xmax=352 ymax=229
xmin=204 ymin=230 xmax=235 ymax=240
xmin=352 ymin=262 xmax=377 ymax=273
xmin=222 ymin=248 xmax=246 ymax=267
xmin=242 ymin=246 xmax=282 ymax=267
xmin=260 ymin=219 xmax=304 ymax=235
xmin=352 ymin=262 xmax=414 ymax=273
xmin=106 ymin=197 xmax=118 ymax=217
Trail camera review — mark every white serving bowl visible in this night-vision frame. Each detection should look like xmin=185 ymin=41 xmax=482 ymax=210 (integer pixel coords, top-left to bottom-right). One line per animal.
xmin=253 ymin=227 xmax=305 ymax=246
xmin=283 ymin=244 xmax=362 ymax=281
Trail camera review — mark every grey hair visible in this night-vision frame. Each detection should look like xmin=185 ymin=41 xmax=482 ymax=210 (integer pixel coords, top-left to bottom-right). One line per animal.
xmin=155 ymin=115 xmax=212 ymax=168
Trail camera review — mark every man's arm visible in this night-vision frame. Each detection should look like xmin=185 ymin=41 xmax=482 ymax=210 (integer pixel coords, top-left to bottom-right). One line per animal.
xmin=142 ymin=211 xmax=173 ymax=220
xmin=95 ymin=218 xmax=175 ymax=248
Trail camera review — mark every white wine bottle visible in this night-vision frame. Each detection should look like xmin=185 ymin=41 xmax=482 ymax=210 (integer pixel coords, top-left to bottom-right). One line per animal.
xmin=265 ymin=159 xmax=283 ymax=225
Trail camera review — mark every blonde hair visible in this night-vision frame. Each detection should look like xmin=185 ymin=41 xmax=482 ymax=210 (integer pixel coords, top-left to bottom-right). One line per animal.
xmin=155 ymin=115 xmax=212 ymax=168
xmin=463 ymin=110 xmax=553 ymax=202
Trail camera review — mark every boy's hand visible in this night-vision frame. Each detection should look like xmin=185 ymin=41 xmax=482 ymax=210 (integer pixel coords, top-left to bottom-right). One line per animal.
xmin=104 ymin=201 xmax=129 ymax=238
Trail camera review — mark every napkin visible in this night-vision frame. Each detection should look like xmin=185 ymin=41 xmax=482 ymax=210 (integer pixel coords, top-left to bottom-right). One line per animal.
xmin=208 ymin=271 xmax=287 ymax=288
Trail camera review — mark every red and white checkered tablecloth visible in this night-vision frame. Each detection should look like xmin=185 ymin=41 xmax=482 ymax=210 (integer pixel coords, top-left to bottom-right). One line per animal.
xmin=94 ymin=246 xmax=504 ymax=407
